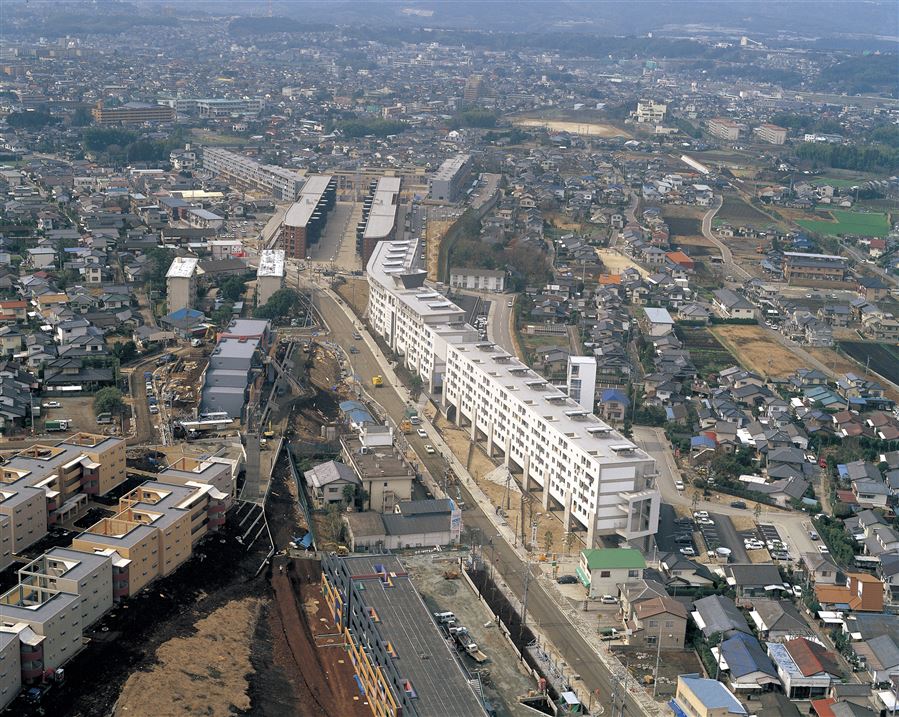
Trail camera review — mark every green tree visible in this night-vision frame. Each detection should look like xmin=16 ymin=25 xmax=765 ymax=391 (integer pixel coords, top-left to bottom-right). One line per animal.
xmin=112 ymin=340 xmax=138 ymax=364
xmin=94 ymin=387 xmax=124 ymax=415
xmin=254 ymin=288 xmax=301 ymax=319
xmin=543 ymin=530 xmax=553 ymax=554
xmin=342 ymin=484 xmax=356 ymax=506
xmin=219 ymin=275 xmax=247 ymax=303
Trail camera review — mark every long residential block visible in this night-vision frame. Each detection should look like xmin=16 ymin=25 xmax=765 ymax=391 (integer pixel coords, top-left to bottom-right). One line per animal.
xmin=202 ymin=147 xmax=306 ymax=200
xmin=366 ymin=240 xmax=659 ymax=547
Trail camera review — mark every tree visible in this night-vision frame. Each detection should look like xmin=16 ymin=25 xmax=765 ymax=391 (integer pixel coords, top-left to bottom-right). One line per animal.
xmin=94 ymin=387 xmax=124 ymax=415
xmin=254 ymin=288 xmax=301 ymax=319
xmin=563 ymin=531 xmax=576 ymax=555
xmin=112 ymin=340 xmax=138 ymax=364
xmin=219 ymin=275 xmax=247 ymax=303
xmin=342 ymin=484 xmax=356 ymax=507
xmin=543 ymin=530 xmax=553 ymax=554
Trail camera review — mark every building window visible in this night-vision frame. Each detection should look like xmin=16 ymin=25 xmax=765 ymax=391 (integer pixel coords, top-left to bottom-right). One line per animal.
xmin=600 ymin=570 xmax=611 ymax=578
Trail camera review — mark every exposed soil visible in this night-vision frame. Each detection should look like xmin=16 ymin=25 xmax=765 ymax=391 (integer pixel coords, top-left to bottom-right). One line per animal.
xmin=710 ymin=324 xmax=805 ymax=378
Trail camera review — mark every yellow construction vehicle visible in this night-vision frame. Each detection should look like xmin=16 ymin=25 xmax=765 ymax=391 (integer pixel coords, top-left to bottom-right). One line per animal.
xmin=262 ymin=421 xmax=275 ymax=439
xmin=372 ymin=375 xmax=383 ymax=387
xmin=399 ymin=419 xmax=412 ymax=434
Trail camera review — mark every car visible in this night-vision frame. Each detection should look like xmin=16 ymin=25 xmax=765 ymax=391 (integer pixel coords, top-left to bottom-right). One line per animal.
xmin=730 ymin=501 xmax=747 ymax=509
xmin=349 ymin=346 xmax=359 ymax=354
xmin=792 ymin=585 xmax=803 ymax=598
xmin=416 ymin=428 xmax=428 ymax=438
xmin=507 ymin=301 xmax=514 ymax=308
xmin=674 ymin=480 xmax=685 ymax=491
xmin=41 ymin=401 xmax=61 ymax=409
xmin=557 ymin=575 xmax=578 ymax=584
xmin=818 ymin=544 xmax=830 ymax=554
xmin=675 ymin=534 xmax=693 ymax=544
xmin=693 ymin=511 xmax=709 ymax=519
xmin=674 ymin=517 xmax=694 ymax=525
xmin=696 ymin=518 xmax=715 ymax=526
xmin=809 ymin=531 xmax=819 ymax=540
xmin=600 ymin=595 xmax=618 ymax=605
xmin=352 ymin=332 xmax=362 ymax=340
xmin=679 ymin=547 xmax=696 ymax=556
xmin=149 ymin=405 xmax=159 ymax=415
xmin=424 ymin=444 xmax=436 ymax=455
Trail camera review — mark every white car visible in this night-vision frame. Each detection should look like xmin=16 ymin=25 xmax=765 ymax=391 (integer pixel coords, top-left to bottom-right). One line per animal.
xmin=818 ymin=545 xmax=830 ymax=554
xmin=679 ymin=547 xmax=696 ymax=556
xmin=507 ymin=301 xmax=514 ymax=308
xmin=416 ymin=428 xmax=428 ymax=438
xmin=674 ymin=480 xmax=685 ymax=491
xmin=600 ymin=595 xmax=618 ymax=605
xmin=42 ymin=401 xmax=61 ymax=409
xmin=424 ymin=445 xmax=436 ymax=455
xmin=792 ymin=585 xmax=803 ymax=598
xmin=693 ymin=511 xmax=709 ymax=519
xmin=696 ymin=518 xmax=715 ymax=526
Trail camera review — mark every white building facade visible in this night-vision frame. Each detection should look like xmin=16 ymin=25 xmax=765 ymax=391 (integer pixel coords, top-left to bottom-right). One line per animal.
xmin=367 ymin=240 xmax=659 ymax=547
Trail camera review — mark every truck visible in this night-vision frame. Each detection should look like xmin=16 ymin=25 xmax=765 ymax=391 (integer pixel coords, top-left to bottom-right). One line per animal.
xmin=371 ymin=375 xmax=383 ymax=387
xmin=45 ymin=419 xmax=70 ymax=432
xmin=450 ymin=626 xmax=488 ymax=663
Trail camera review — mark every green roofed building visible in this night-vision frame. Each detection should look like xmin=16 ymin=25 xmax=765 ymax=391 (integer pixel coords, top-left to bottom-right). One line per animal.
xmin=577 ymin=548 xmax=646 ymax=598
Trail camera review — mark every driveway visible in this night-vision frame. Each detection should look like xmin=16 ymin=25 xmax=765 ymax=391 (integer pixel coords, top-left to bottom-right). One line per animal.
xmin=711 ymin=513 xmax=748 ymax=562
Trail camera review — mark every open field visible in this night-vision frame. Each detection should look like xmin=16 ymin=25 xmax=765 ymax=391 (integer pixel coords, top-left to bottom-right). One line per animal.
xmin=717 ymin=196 xmax=776 ymax=225
xmin=513 ymin=118 xmax=629 ymax=137
xmin=711 ymin=325 xmax=803 ymax=378
xmin=809 ymin=176 xmax=880 ymax=189
xmin=677 ymin=326 xmax=738 ymax=377
xmin=837 ymin=341 xmax=899 ymax=386
xmin=664 ymin=215 xmax=702 ymax=238
xmin=797 ymin=210 xmax=890 ymax=237
xmin=596 ymin=248 xmax=649 ymax=277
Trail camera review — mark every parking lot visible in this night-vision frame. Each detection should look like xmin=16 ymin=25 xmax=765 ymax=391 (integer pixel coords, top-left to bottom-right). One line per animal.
xmin=37 ymin=395 xmax=115 ymax=436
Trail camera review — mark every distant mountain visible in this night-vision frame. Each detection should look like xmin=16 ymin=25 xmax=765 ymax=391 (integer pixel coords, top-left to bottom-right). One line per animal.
xmin=269 ymin=0 xmax=895 ymax=39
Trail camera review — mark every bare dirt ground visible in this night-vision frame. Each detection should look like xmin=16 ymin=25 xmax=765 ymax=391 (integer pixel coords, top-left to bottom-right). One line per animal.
xmin=435 ymin=414 xmax=585 ymax=556
xmin=711 ymin=325 xmax=804 ymax=378
xmin=513 ymin=118 xmax=630 ymax=137
xmin=115 ymin=598 xmax=262 ymax=716
xmin=427 ymin=218 xmax=454 ymax=282
xmin=595 ymin=248 xmax=649 ymax=278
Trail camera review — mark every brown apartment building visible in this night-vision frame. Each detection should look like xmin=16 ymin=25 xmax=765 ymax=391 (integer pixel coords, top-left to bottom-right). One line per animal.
xmin=280 ymin=175 xmax=336 ymax=259
xmin=783 ymin=252 xmax=848 ymax=284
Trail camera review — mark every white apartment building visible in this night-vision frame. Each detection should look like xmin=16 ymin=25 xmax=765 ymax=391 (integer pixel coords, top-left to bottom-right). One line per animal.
xmin=256 ymin=249 xmax=285 ymax=306
xmin=567 ymin=356 xmax=597 ymax=413
xmin=449 ymin=267 xmax=506 ymax=293
xmin=634 ymin=100 xmax=667 ymax=124
xmin=165 ymin=256 xmax=198 ymax=313
xmin=367 ymin=240 xmax=659 ymax=547
xmin=0 ymin=630 xmax=20 ymax=710
xmin=202 ymin=147 xmax=305 ymax=201
xmin=707 ymin=117 xmax=742 ymax=141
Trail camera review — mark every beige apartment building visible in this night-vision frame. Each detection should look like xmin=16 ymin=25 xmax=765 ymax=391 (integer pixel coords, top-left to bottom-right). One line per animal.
xmin=0 ymin=630 xmax=21 ymax=710
xmin=0 ymin=434 xmax=127 ymax=555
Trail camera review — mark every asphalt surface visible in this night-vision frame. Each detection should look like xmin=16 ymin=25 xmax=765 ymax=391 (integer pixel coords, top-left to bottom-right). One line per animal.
xmin=488 ymin=295 xmax=518 ymax=358
xmin=710 ymin=513 xmax=748 ymax=562
xmin=311 ymin=282 xmax=649 ymax=716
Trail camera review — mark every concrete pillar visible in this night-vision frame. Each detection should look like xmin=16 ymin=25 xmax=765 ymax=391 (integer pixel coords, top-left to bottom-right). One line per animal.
xmin=454 ymin=399 xmax=462 ymax=427
xmin=587 ymin=517 xmax=597 ymax=549
xmin=470 ymin=404 xmax=477 ymax=442
xmin=563 ymin=490 xmax=573 ymax=532
xmin=522 ymin=453 xmax=530 ymax=488
xmin=486 ymin=420 xmax=494 ymax=458
xmin=542 ymin=477 xmax=551 ymax=510
xmin=503 ymin=434 xmax=512 ymax=467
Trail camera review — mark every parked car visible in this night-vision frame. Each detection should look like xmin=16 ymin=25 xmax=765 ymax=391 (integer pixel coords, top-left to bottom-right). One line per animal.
xmin=600 ymin=595 xmax=618 ymax=605
xmin=417 ymin=428 xmax=428 ymax=438
xmin=674 ymin=480 xmax=684 ymax=491
xmin=809 ymin=531 xmax=819 ymax=540
xmin=41 ymin=401 xmax=61 ymax=409
xmin=792 ymin=585 xmax=803 ymax=598
xmin=675 ymin=534 xmax=693 ymax=544
xmin=349 ymin=346 xmax=359 ymax=354
xmin=352 ymin=332 xmax=362 ymax=340
xmin=424 ymin=445 xmax=436 ymax=455
xmin=818 ymin=545 xmax=830 ymax=554
xmin=693 ymin=511 xmax=709 ymax=519
xmin=696 ymin=518 xmax=715 ymax=526
xmin=679 ymin=547 xmax=696 ymax=556
xmin=557 ymin=575 xmax=578 ymax=585
xmin=730 ymin=501 xmax=747 ymax=509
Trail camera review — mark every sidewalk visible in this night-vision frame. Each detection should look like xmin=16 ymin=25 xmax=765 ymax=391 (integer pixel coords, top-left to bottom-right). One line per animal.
xmin=323 ymin=285 xmax=662 ymax=715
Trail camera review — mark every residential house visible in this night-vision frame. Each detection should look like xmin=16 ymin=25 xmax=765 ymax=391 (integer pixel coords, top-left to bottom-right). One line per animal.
xmin=750 ymin=600 xmax=813 ymax=642
xmin=692 ymin=595 xmax=752 ymax=639
xmin=672 ymin=674 xmax=748 ymax=717
xmin=718 ymin=632 xmax=781 ymax=692
xmin=724 ymin=564 xmax=788 ymax=599
xmin=577 ymin=548 xmax=645 ymax=598
xmin=625 ymin=596 xmax=688 ymax=650
xmin=768 ymin=637 xmax=842 ymax=699
xmin=713 ymin=289 xmax=755 ymax=320
xmin=304 ymin=460 xmax=361 ymax=508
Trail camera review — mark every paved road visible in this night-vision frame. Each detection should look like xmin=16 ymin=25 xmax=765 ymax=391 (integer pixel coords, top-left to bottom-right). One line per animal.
xmin=488 ymin=295 xmax=519 ymax=358
xmin=700 ymin=195 xmax=750 ymax=281
xmin=309 ymin=280 xmax=652 ymax=716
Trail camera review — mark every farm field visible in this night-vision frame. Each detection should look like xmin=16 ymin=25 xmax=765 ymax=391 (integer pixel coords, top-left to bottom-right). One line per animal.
xmin=711 ymin=324 xmax=804 ymax=378
xmin=809 ymin=176 xmax=879 ymax=189
xmin=797 ymin=210 xmax=890 ymax=237
xmin=717 ymin=196 xmax=776 ymax=225
xmin=664 ymin=215 xmax=702 ymax=237
xmin=837 ymin=341 xmax=899 ymax=386
xmin=677 ymin=326 xmax=738 ymax=377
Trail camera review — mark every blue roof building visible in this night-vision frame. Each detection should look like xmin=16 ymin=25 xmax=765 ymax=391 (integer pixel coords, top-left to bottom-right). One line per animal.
xmin=672 ymin=674 xmax=747 ymax=717
xmin=719 ymin=632 xmax=780 ymax=691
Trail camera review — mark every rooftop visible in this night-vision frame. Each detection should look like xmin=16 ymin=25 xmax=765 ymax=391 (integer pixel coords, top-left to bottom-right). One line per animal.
xmin=363 ymin=177 xmax=402 ymax=240
xmin=257 ymin=249 xmax=285 ymax=278
xmin=165 ymin=256 xmax=198 ymax=279
xmin=582 ymin=548 xmax=646 ymax=570
xmin=284 ymin=175 xmax=333 ymax=228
